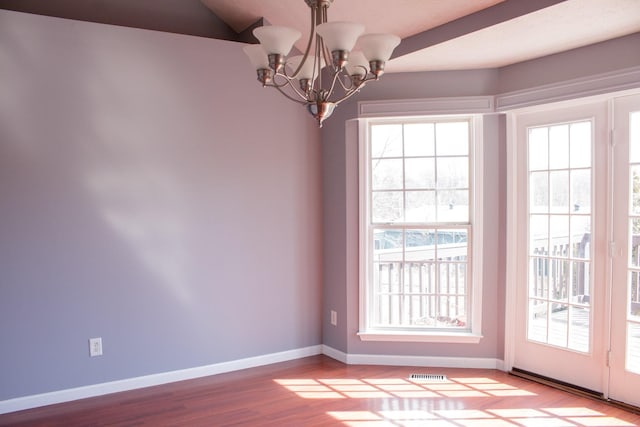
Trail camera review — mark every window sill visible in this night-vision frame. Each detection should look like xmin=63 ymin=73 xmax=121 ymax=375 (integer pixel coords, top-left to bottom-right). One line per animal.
xmin=358 ymin=330 xmax=483 ymax=344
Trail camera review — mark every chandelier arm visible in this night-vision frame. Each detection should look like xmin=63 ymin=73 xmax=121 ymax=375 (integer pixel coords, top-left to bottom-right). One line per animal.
xmin=313 ymin=32 xmax=323 ymax=95
xmin=277 ymin=54 xmax=317 ymax=103
xmin=327 ymin=76 xmax=377 ymax=106
xmin=273 ymin=84 xmax=308 ymax=105
xmin=330 ymin=81 xmax=366 ymax=107
xmin=264 ymin=74 xmax=310 ymax=102
xmin=335 ymin=67 xmax=373 ymax=93
xmin=360 ymin=74 xmax=378 ymax=85
xmin=354 ymin=65 xmax=370 ymax=80
xmin=272 ymin=72 xmax=312 ymax=101
xmin=290 ymin=4 xmax=318 ymax=79
xmin=335 ymin=72 xmax=354 ymax=92
xmin=311 ymin=41 xmax=320 ymax=87
xmin=325 ymin=68 xmax=345 ymax=101
xmin=266 ymin=74 xmax=294 ymax=89
xmin=278 ymin=63 xmax=295 ymax=80
xmin=320 ymin=6 xmax=333 ymax=69
xmin=311 ymin=21 xmax=325 ymax=90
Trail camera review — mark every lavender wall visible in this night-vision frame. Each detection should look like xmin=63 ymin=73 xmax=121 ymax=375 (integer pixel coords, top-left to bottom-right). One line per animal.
xmin=497 ymin=32 xmax=640 ymax=94
xmin=0 ymin=10 xmax=322 ymax=401
xmin=0 ymin=0 xmax=239 ymax=40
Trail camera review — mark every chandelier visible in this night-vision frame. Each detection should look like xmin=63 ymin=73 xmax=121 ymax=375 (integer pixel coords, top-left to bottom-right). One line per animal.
xmin=243 ymin=0 xmax=400 ymax=127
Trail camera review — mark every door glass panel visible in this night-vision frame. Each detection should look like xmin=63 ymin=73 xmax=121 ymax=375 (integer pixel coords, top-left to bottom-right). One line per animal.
xmin=528 ymin=299 xmax=547 ymax=342
xmin=550 ymin=259 xmax=569 ymax=302
xmin=630 ymin=112 xmax=640 ymax=163
xmin=631 ymin=226 xmax=640 ymax=269
xmin=527 ymin=120 xmax=592 ymax=352
xmin=571 ymin=261 xmax=590 ymax=301
xmin=549 ymin=303 xmax=569 ymax=347
xmin=571 ymin=216 xmax=591 ymax=259
xmin=570 ymin=122 xmax=592 ymax=168
xmin=571 ymin=169 xmax=591 ymax=214
xmin=631 ymin=166 xmax=640 ymax=215
xmin=549 ymin=125 xmax=569 ymax=169
xmin=550 ymin=171 xmax=569 ymax=213
xmin=628 ymin=111 xmax=640 ymax=373
xmin=530 ymin=172 xmax=549 ymax=213
xmin=628 ymin=323 xmax=640 ymax=374
xmin=629 ymin=271 xmax=640 ymax=318
xmin=530 ymin=215 xmax=548 ymax=255
xmin=550 ymin=215 xmax=569 ymax=258
xmin=529 ymin=257 xmax=547 ymax=298
xmin=569 ymin=305 xmax=590 ymax=353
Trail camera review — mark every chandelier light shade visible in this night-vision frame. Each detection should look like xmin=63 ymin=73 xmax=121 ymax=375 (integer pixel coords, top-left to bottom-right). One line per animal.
xmin=359 ymin=33 xmax=401 ymax=77
xmin=287 ymin=55 xmax=325 ymax=80
xmin=253 ymin=26 xmax=302 ymax=57
xmin=243 ymin=44 xmax=271 ymax=70
xmin=243 ymin=0 xmax=400 ymax=127
xmin=315 ymin=22 xmax=364 ymax=53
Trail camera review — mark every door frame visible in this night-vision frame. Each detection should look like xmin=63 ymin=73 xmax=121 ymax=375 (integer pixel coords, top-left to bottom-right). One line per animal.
xmin=504 ymin=90 xmax=640 ymax=395
xmin=608 ymin=93 xmax=640 ymax=406
xmin=506 ymin=100 xmax=609 ymax=392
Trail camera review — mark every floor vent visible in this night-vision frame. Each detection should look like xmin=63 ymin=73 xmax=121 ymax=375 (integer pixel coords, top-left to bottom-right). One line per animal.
xmin=408 ymin=373 xmax=447 ymax=382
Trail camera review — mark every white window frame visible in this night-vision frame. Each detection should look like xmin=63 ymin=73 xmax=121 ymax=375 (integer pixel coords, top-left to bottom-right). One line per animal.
xmin=358 ymin=114 xmax=484 ymax=343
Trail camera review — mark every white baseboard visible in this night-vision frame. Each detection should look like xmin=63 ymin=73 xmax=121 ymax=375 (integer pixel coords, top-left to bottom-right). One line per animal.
xmin=321 ymin=344 xmax=348 ymax=363
xmin=347 ymin=354 xmax=503 ymax=369
xmin=0 ymin=345 xmax=323 ymax=415
xmin=2 ymin=345 xmax=506 ymax=415
xmin=322 ymin=345 xmax=503 ymax=370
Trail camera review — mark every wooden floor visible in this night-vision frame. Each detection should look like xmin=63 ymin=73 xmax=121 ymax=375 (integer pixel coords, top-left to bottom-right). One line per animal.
xmin=2 ymin=355 xmax=640 ymax=426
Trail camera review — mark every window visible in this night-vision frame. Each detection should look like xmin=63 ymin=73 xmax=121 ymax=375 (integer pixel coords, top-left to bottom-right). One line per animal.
xmin=359 ymin=116 xmax=483 ymax=342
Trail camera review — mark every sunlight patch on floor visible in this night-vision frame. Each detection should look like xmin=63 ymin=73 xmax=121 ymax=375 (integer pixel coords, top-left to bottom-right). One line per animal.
xmin=274 ymin=376 xmax=534 ymax=400
xmin=276 ymin=376 xmax=635 ymax=426
xmin=326 ymin=407 xmax=636 ymax=427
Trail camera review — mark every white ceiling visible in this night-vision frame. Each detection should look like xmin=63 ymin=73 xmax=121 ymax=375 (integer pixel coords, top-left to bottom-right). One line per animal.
xmin=200 ymin=0 xmax=640 ymax=73
xmin=200 ymin=0 xmax=505 ymax=40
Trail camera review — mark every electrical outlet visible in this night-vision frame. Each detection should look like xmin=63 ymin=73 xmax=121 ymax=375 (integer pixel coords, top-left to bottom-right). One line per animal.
xmin=89 ymin=337 xmax=103 ymax=357
xmin=330 ymin=310 xmax=337 ymax=326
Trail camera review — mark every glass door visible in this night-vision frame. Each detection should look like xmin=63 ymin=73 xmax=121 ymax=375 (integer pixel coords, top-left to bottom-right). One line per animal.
xmin=512 ymin=102 xmax=608 ymax=393
xmin=609 ymin=94 xmax=640 ymax=407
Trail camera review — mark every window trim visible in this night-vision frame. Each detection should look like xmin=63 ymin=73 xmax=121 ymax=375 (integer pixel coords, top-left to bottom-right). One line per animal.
xmin=358 ymin=115 xmax=484 ymax=343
